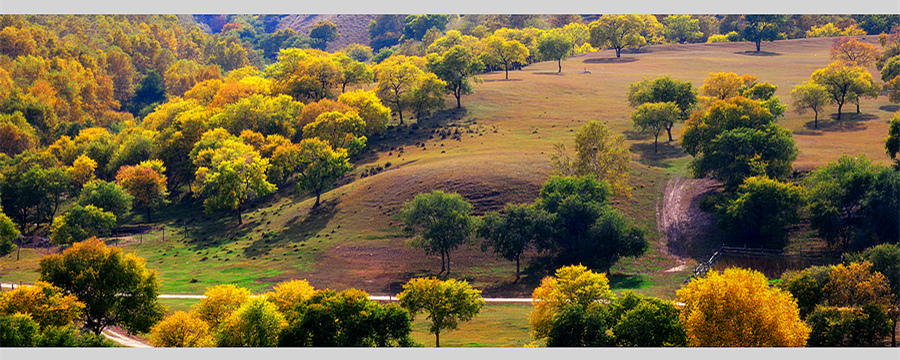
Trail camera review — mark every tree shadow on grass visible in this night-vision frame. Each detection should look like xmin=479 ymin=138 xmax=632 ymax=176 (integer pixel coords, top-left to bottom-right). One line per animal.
xmin=246 ymin=199 xmax=341 ymax=257
xmin=734 ymin=50 xmax=782 ymax=56
xmin=880 ymin=105 xmax=900 ymax=113
xmin=630 ymin=141 xmax=686 ymax=168
xmin=797 ymin=113 xmax=872 ymax=133
xmin=608 ymin=273 xmax=648 ymax=290
xmin=582 ymin=57 xmax=639 ymax=64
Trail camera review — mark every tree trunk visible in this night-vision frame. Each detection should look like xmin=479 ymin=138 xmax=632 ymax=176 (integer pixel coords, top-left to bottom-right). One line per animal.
xmin=615 ymin=48 xmax=621 ymax=58
xmin=456 ymin=88 xmax=462 ymax=108
xmin=314 ymin=190 xmax=322 ymax=209
xmin=515 ymin=254 xmax=520 ymax=282
xmin=237 ymin=207 xmax=242 ymax=225
xmin=856 ymin=101 xmax=860 ymax=114
xmin=557 ymin=59 xmax=562 ymax=73
xmin=398 ymin=109 xmax=404 ymax=125
xmin=814 ymin=110 xmax=819 ymax=129
xmin=435 ymin=331 xmax=440 ymax=347
xmin=837 ymin=103 xmax=843 ymax=120
xmin=666 ymin=125 xmax=674 ymax=142
xmin=654 ymin=133 xmax=659 ymax=153
xmin=146 ymin=207 xmax=152 ymax=223
xmin=446 ymin=251 xmax=451 ymax=275
xmin=756 ymin=41 xmax=761 ymax=52
xmin=504 ymin=65 xmax=509 ymax=80
xmin=440 ymin=251 xmax=446 ymax=274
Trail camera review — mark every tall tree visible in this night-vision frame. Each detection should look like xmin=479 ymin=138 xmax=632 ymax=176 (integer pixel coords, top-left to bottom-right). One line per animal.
xmin=216 ymin=297 xmax=287 ymax=347
xmin=607 ymin=291 xmax=687 ymax=347
xmin=741 ymin=15 xmax=786 ymax=52
xmin=270 ymin=138 xmax=352 ymax=209
xmin=630 ymin=101 xmax=680 ymax=152
xmin=77 ymin=180 xmax=133 ymax=221
xmin=811 ymin=61 xmax=878 ymax=121
xmin=717 ymin=176 xmax=806 ymax=249
xmin=39 ymin=238 xmax=165 ymax=335
xmin=677 ymin=267 xmax=809 ymax=346
xmin=627 ymin=76 xmax=697 ymax=141
xmin=588 ymin=15 xmax=645 ymax=58
xmin=886 ymin=113 xmax=900 ymax=164
xmin=398 ymin=277 xmax=484 ymax=347
xmin=192 ymin=284 xmax=251 ymax=330
xmin=302 ymin=111 xmax=368 ymax=156
xmin=400 ymin=191 xmax=474 ymax=275
xmin=549 ymin=121 xmax=631 ymax=196
xmin=804 ymin=155 xmax=881 ymax=251
xmin=149 ymin=311 xmax=215 ymax=347
xmin=529 ymin=265 xmax=614 ymax=343
xmin=480 ymin=36 xmax=529 ymax=80
xmin=663 ymin=15 xmax=703 ymax=44
xmin=690 ymin=124 xmax=798 ymax=190
xmin=537 ymin=30 xmax=574 ymax=73
xmin=372 ymin=55 xmax=426 ymax=125
xmin=49 ymin=205 xmax=116 ymax=245
xmin=426 ymin=45 xmax=484 ymax=108
xmin=790 ymin=81 xmax=830 ymax=129
xmin=191 ymin=133 xmax=276 ymax=224
xmin=309 ymin=20 xmax=340 ymax=50
xmin=532 ymin=176 xmax=647 ymax=272
xmin=115 ymin=161 xmax=169 ymax=223
xmin=477 ymin=203 xmax=552 ymax=281
xmin=830 ymin=37 xmax=882 ymax=67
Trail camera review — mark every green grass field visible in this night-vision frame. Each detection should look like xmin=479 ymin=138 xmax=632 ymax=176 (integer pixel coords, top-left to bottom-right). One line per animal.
xmin=2 ymin=36 xmax=897 ymax=346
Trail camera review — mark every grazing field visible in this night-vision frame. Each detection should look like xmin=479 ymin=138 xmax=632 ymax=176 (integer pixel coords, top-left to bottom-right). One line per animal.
xmin=2 ymin=36 xmax=895 ymax=309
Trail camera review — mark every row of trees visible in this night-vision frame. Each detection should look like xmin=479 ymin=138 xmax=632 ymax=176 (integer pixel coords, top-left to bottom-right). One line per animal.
xmin=1 ymin=237 xmax=488 ymax=348
xmin=531 ymin=246 xmax=898 ymax=348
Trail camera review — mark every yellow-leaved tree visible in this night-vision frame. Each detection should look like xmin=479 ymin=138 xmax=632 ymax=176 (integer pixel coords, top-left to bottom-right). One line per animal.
xmin=529 ymin=264 xmax=614 ymax=343
xmin=191 ymin=284 xmax=251 ymax=330
xmin=149 ymin=310 xmax=215 ymax=347
xmin=0 ymin=281 xmax=84 ymax=328
xmin=677 ymin=267 xmax=810 ymax=347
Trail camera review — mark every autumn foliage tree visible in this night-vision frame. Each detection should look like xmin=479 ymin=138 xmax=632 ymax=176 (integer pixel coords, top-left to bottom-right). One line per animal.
xmin=831 ymin=37 xmax=882 ymax=67
xmin=480 ymin=36 xmax=529 ymax=80
xmin=398 ymin=277 xmax=484 ymax=347
xmin=677 ymin=267 xmax=810 ymax=347
xmin=38 ymin=238 xmax=165 ymax=335
xmin=811 ymin=61 xmax=879 ymax=121
xmin=529 ymin=265 xmax=614 ymax=344
xmin=0 ymin=281 xmax=84 ymax=328
xmin=192 ymin=284 xmax=251 ymax=330
xmin=270 ymin=138 xmax=352 ymax=209
xmin=630 ymin=102 xmax=680 ymax=153
xmin=115 ymin=160 xmax=169 ymax=222
xmin=791 ymin=81 xmax=830 ymax=128
xmin=550 ymin=121 xmax=631 ymax=196
xmin=589 ymin=15 xmax=646 ymax=58
xmin=149 ymin=311 xmax=215 ymax=347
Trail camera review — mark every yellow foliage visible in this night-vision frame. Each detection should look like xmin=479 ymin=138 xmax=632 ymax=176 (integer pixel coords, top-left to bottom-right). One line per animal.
xmin=0 ymin=281 xmax=85 ymax=328
xmin=191 ymin=284 xmax=251 ymax=329
xmin=825 ymin=261 xmax=894 ymax=308
xmin=676 ymin=267 xmax=810 ymax=347
xmin=806 ymin=23 xmax=866 ymax=38
xmin=529 ymin=264 xmax=613 ymax=341
xmin=699 ymin=72 xmax=758 ymax=102
xmin=149 ymin=310 xmax=215 ymax=347
xmin=263 ymin=279 xmax=317 ymax=316
xmin=70 ymin=154 xmax=97 ymax=186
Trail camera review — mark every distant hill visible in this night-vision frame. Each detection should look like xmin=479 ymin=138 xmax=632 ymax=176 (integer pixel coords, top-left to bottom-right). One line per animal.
xmin=277 ymin=14 xmax=377 ymax=52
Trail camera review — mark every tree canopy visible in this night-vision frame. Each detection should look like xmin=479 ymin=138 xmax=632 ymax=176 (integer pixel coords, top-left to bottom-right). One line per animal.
xmin=400 ymin=190 xmax=474 ymax=275
xmin=550 ymin=121 xmax=631 ymax=196
xmin=398 ymin=277 xmax=484 ymax=347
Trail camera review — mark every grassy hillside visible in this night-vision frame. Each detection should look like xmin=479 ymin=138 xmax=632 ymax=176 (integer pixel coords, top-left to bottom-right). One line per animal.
xmin=3 ymin=37 xmax=896 ymax=303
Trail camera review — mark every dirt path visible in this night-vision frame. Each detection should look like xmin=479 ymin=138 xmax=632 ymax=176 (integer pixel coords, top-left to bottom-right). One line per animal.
xmin=657 ymin=176 xmax=725 ymax=263
xmin=102 ymin=326 xmax=151 ymax=348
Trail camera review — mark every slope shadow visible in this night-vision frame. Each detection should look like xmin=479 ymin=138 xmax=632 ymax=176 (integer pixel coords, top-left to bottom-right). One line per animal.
xmin=880 ymin=105 xmax=900 ymax=112
xmin=243 ymin=200 xmax=340 ymax=258
xmin=353 ymin=107 xmax=472 ymax=169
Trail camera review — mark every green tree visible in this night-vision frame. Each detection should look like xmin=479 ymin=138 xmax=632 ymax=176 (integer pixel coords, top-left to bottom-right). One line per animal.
xmin=0 ymin=313 xmax=40 ymax=346
xmin=663 ymin=15 xmax=703 ymax=44
xmin=39 ymin=238 xmax=165 ymax=335
xmin=309 ymin=20 xmax=340 ymax=50
xmin=804 ymin=155 xmax=880 ymax=251
xmin=533 ymin=176 xmax=647 ymax=272
xmin=400 ymin=191 xmax=474 ymax=275
xmin=191 ymin=134 xmax=276 ymax=225
xmin=372 ymin=55 xmax=426 ymax=124
xmin=607 ymin=291 xmax=687 ymax=347
xmin=49 ymin=205 xmax=116 ymax=245
xmin=627 ymin=76 xmax=698 ymax=141
xmin=537 ymin=30 xmax=574 ymax=73
xmin=545 ymin=303 xmax=612 ymax=347
xmin=477 ymin=203 xmax=552 ymax=281
xmin=848 ymin=243 xmax=900 ymax=346
xmin=0 ymin=160 xmax=72 ymax=234
xmin=216 ymin=297 xmax=287 ymax=347
xmin=398 ymin=277 xmax=484 ymax=347
xmin=691 ymin=124 xmax=798 ymax=190
xmin=0 ymin=210 xmax=19 ymax=257
xmin=334 ymin=53 xmax=372 ymax=93
xmin=401 ymin=15 xmax=450 ymax=42
xmin=77 ymin=180 xmax=133 ymax=221
xmin=859 ymin=167 xmax=900 ymax=247
xmin=550 ymin=121 xmax=631 ymax=196
xmin=407 ymin=72 xmax=447 ymax=120
xmin=741 ymin=15 xmax=786 ymax=52
xmin=337 ymin=90 xmax=391 ymax=136
xmin=270 ymin=138 xmax=352 ymax=209
xmin=480 ymin=36 xmax=529 ymax=80
xmin=806 ymin=304 xmax=892 ymax=347
xmin=280 ymin=288 xmax=413 ymax=347
xmin=717 ymin=176 xmax=805 ymax=249
xmin=811 ymin=61 xmax=879 ymax=121
xmin=677 ymin=267 xmax=809 ymax=346
xmin=630 ymin=102 xmax=680 ymax=152
xmin=426 ymin=45 xmax=484 ymax=108
xmin=886 ymin=113 xmax=899 ymax=163
xmin=780 ymin=266 xmax=833 ymax=319
xmin=588 ymin=15 xmax=645 ymax=58
xmin=791 ymin=81 xmax=831 ymax=129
